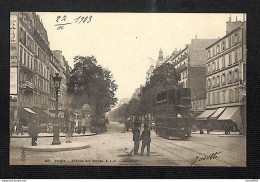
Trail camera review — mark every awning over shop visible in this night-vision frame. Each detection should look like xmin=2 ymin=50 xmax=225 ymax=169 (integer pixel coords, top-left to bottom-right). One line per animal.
xmin=218 ymin=107 xmax=241 ymax=121
xmin=196 ymin=109 xmax=216 ymax=120
xmin=24 ymin=107 xmax=38 ymax=115
xmin=43 ymin=110 xmax=55 ymax=118
xmin=210 ymin=107 xmax=226 ymax=120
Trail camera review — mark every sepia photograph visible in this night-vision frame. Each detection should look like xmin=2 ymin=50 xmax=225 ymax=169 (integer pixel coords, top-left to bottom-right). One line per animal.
xmin=9 ymin=12 xmax=247 ymax=166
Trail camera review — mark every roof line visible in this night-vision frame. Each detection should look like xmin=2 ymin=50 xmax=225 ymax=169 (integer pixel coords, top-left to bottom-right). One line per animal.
xmin=206 ymin=23 xmax=246 ymax=50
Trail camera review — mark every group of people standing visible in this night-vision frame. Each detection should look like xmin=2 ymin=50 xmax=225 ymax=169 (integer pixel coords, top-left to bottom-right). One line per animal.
xmin=132 ymin=122 xmax=151 ymax=156
xmin=11 ymin=120 xmax=24 ymax=136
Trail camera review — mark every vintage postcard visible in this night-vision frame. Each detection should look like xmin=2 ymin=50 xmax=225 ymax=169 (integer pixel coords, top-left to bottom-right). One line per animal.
xmin=10 ymin=12 xmax=246 ymax=166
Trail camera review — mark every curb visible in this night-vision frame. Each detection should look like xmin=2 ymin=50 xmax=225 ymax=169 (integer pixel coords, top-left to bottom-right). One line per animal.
xmin=218 ymin=135 xmax=245 ymax=137
xmin=11 ymin=133 xmax=97 ymax=138
xmin=21 ymin=145 xmax=90 ymax=152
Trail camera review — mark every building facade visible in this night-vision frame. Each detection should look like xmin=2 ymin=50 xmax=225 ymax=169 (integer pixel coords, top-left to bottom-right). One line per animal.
xmin=52 ymin=50 xmax=71 ymax=110
xmin=10 ymin=12 xmax=71 ymax=126
xmin=201 ymin=19 xmax=246 ymax=133
xmin=49 ymin=54 xmax=60 ymax=110
xmin=10 ymin=12 xmax=53 ymax=126
xmin=165 ymin=39 xmax=218 ymax=116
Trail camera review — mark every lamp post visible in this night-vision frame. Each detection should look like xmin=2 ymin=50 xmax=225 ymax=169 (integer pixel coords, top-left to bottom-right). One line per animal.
xmin=52 ymin=73 xmax=62 ymax=145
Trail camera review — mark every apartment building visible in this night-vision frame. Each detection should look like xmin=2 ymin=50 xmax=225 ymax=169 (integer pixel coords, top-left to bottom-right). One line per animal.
xmin=197 ymin=18 xmax=246 ymax=134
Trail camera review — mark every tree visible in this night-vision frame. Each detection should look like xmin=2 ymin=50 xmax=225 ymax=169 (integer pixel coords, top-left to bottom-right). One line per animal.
xmin=139 ymin=62 xmax=180 ymax=115
xmin=67 ymin=56 xmax=118 ymax=116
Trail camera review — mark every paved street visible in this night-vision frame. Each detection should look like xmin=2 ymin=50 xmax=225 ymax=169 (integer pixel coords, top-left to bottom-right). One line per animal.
xmin=10 ymin=121 xmax=246 ymax=166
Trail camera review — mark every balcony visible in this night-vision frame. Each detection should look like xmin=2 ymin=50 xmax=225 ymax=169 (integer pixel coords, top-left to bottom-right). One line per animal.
xmin=177 ymin=63 xmax=188 ymax=72
xmin=21 ymin=81 xmax=35 ymax=90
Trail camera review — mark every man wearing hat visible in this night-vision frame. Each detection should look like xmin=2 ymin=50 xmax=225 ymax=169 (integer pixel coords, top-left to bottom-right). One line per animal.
xmin=140 ymin=125 xmax=151 ymax=156
xmin=28 ymin=115 xmax=39 ymax=146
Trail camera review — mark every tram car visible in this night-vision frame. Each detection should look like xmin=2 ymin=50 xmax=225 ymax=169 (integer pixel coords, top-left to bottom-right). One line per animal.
xmin=155 ymin=87 xmax=192 ymax=139
xmin=90 ymin=115 xmax=107 ymax=133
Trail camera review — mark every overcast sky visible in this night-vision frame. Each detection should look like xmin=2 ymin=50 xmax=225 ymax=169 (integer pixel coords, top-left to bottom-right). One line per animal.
xmin=37 ymin=13 xmax=245 ymax=101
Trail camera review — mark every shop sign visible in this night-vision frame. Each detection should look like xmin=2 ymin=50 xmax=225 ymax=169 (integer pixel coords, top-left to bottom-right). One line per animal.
xmin=10 ymin=67 xmax=18 ymax=95
xmin=10 ymin=14 xmax=18 ymax=66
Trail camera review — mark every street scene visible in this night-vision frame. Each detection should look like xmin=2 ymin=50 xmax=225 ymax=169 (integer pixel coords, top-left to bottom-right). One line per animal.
xmin=10 ymin=12 xmax=246 ymax=166
xmin=10 ymin=121 xmax=246 ymax=166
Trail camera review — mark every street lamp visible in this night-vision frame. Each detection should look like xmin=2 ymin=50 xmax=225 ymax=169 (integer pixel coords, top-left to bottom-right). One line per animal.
xmin=52 ymin=73 xmax=62 ymax=145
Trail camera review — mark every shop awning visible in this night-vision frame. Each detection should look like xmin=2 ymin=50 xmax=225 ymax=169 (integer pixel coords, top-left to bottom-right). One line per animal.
xmin=196 ymin=109 xmax=216 ymax=120
xmin=43 ymin=110 xmax=55 ymax=118
xmin=24 ymin=107 xmax=38 ymax=115
xmin=210 ymin=107 xmax=226 ymax=119
xmin=218 ymin=107 xmax=241 ymax=121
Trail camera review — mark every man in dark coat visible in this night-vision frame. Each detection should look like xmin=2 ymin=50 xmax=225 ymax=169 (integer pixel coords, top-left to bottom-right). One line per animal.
xmin=132 ymin=125 xmax=140 ymax=155
xmin=140 ymin=125 xmax=151 ymax=156
xmin=28 ymin=116 xmax=39 ymax=146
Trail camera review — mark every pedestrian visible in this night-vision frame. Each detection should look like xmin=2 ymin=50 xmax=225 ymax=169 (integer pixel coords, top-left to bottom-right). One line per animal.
xmin=18 ymin=120 xmax=24 ymax=135
xmin=224 ymin=121 xmax=230 ymax=135
xmin=132 ymin=124 xmax=140 ymax=155
xmin=10 ymin=121 xmax=13 ymax=136
xmin=82 ymin=125 xmax=86 ymax=134
xmin=66 ymin=121 xmax=72 ymax=143
xmin=207 ymin=121 xmax=212 ymax=134
xmin=78 ymin=124 xmax=82 ymax=134
xmin=140 ymin=125 xmax=151 ymax=156
xmin=14 ymin=122 xmax=18 ymax=135
xmin=28 ymin=116 xmax=39 ymax=146
xmin=199 ymin=122 xmax=204 ymax=134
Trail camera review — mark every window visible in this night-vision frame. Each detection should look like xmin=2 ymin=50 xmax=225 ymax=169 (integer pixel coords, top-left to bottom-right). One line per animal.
xmin=229 ymin=89 xmax=233 ymax=103
xmin=217 ymin=76 xmax=220 ymax=86
xmin=216 ymin=45 xmax=220 ymax=54
xmin=208 ymin=64 xmax=211 ymax=74
xmin=213 ymin=48 xmax=215 ymax=56
xmin=27 ymin=54 xmax=29 ymax=67
xmin=222 ymin=73 xmax=226 ymax=85
xmin=213 ymin=61 xmax=216 ymax=72
xmin=234 ymin=69 xmax=239 ymax=82
xmin=235 ymin=88 xmax=239 ymax=102
xmin=217 ymin=91 xmax=220 ymax=104
xmin=19 ymin=46 xmax=23 ymax=62
xmin=207 ymin=50 xmax=211 ymax=59
xmin=208 ymin=93 xmax=211 ymax=105
xmin=229 ymin=37 xmax=232 ymax=48
xmin=217 ymin=59 xmax=219 ymax=70
xmin=222 ymin=90 xmax=226 ymax=103
xmin=234 ymin=33 xmax=238 ymax=44
xmin=212 ymin=92 xmax=215 ymax=105
xmin=235 ymin=51 xmax=238 ymax=63
xmin=208 ymin=79 xmax=211 ymax=89
xmin=229 ymin=53 xmax=232 ymax=65
xmin=222 ymin=40 xmax=226 ymax=50
xmin=228 ymin=71 xmax=233 ymax=83
xmin=23 ymin=50 xmax=26 ymax=65
xmin=31 ymin=56 xmax=33 ymax=69
xmin=212 ymin=77 xmax=215 ymax=87
xmin=222 ymin=56 xmax=225 ymax=68
xmin=34 ymin=60 xmax=37 ymax=71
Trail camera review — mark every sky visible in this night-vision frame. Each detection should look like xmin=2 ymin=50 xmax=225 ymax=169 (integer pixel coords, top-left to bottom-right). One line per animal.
xmin=37 ymin=13 xmax=245 ymax=102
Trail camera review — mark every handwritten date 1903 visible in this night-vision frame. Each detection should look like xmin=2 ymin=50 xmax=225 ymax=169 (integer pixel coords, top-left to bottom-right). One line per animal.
xmin=191 ymin=151 xmax=223 ymax=166
xmin=74 ymin=16 xmax=92 ymax=24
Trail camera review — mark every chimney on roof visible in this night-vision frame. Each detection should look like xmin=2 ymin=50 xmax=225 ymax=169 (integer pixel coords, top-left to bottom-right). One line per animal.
xmin=226 ymin=15 xmax=243 ymax=35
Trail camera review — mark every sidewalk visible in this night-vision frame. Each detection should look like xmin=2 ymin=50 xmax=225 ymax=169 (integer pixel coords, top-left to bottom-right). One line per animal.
xmin=10 ymin=132 xmax=96 ymax=138
xmin=191 ymin=130 xmax=244 ymax=137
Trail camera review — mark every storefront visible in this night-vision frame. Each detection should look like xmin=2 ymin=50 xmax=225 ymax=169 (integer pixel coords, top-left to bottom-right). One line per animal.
xmin=18 ymin=107 xmax=38 ymax=126
xmin=217 ymin=107 xmax=242 ymax=130
xmin=209 ymin=107 xmax=226 ymax=130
